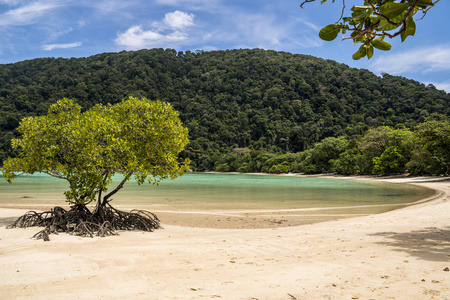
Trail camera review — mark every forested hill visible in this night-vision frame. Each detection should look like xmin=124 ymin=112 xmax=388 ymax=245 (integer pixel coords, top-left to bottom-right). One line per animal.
xmin=1 ymin=48 xmax=449 ymax=171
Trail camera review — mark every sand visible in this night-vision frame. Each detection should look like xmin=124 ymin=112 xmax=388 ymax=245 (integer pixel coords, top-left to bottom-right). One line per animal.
xmin=0 ymin=176 xmax=449 ymax=299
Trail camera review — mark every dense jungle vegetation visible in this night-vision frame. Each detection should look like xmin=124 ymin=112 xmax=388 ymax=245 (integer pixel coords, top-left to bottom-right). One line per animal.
xmin=1 ymin=48 xmax=449 ymax=175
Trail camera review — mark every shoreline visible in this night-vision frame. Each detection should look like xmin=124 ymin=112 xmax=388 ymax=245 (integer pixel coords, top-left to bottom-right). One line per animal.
xmin=0 ymin=174 xmax=441 ymax=230
xmin=1 ymin=175 xmax=449 ymax=299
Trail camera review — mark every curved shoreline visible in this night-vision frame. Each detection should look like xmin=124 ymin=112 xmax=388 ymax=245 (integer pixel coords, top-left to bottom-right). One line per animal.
xmin=153 ymin=175 xmax=446 ymax=229
xmin=0 ymin=175 xmax=444 ymax=229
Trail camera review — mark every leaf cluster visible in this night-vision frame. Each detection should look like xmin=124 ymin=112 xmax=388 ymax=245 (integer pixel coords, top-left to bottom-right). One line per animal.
xmin=307 ymin=0 xmax=439 ymax=59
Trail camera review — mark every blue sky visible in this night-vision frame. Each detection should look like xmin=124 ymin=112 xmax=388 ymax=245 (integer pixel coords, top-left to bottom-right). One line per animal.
xmin=0 ymin=0 xmax=449 ymax=92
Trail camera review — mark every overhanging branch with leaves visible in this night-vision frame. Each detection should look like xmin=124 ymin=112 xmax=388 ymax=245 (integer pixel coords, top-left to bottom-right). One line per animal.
xmin=301 ymin=0 xmax=440 ymax=59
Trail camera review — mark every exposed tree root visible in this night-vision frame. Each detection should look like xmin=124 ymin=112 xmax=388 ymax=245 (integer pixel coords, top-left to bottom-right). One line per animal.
xmin=7 ymin=203 xmax=160 ymax=241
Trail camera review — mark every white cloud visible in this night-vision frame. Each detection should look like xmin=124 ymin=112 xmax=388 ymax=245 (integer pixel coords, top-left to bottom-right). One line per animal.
xmin=47 ymin=26 xmax=73 ymax=42
xmin=156 ymin=0 xmax=218 ymax=9
xmin=42 ymin=41 xmax=82 ymax=51
xmin=205 ymin=10 xmax=322 ymax=51
xmin=371 ymin=45 xmax=450 ymax=74
xmin=0 ymin=1 xmax=64 ymax=26
xmin=157 ymin=0 xmax=190 ymax=4
xmin=115 ymin=26 xmax=163 ymax=49
xmin=0 ymin=0 xmax=22 ymax=5
xmin=431 ymin=80 xmax=450 ymax=93
xmin=163 ymin=10 xmax=194 ymax=30
xmin=91 ymin=0 xmax=137 ymax=16
xmin=115 ymin=10 xmax=195 ymax=49
xmin=296 ymin=18 xmax=321 ymax=32
xmin=115 ymin=25 xmax=188 ymax=49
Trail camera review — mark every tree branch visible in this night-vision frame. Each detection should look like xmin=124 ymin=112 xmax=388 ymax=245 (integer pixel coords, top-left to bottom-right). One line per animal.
xmin=101 ymin=172 xmax=133 ymax=205
xmin=300 ymin=0 xmax=316 ymax=9
xmin=418 ymin=0 xmax=440 ymax=20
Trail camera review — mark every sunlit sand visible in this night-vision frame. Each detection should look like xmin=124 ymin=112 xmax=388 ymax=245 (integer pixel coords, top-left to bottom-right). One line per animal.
xmin=1 ymin=176 xmax=449 ymax=299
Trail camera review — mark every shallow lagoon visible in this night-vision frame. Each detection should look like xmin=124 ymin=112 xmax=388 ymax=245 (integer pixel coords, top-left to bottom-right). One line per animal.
xmin=0 ymin=173 xmax=435 ymax=216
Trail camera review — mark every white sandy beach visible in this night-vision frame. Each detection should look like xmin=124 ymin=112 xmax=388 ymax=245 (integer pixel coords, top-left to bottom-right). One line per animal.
xmin=0 ymin=176 xmax=449 ymax=299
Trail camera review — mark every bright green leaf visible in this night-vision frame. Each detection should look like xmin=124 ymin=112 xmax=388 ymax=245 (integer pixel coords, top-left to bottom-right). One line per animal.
xmin=377 ymin=19 xmax=398 ymax=32
xmin=351 ymin=6 xmax=372 ymax=20
xmin=372 ymin=38 xmax=392 ymax=51
xmin=319 ymin=24 xmax=341 ymax=41
xmin=401 ymin=15 xmax=416 ymax=42
xmin=367 ymin=44 xmax=374 ymax=59
xmin=418 ymin=0 xmax=433 ymax=9
xmin=379 ymin=2 xmax=409 ymax=20
xmin=352 ymin=45 xmax=367 ymax=60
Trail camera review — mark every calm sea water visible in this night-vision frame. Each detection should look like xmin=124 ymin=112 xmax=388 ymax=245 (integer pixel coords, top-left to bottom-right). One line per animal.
xmin=0 ymin=173 xmax=435 ymax=214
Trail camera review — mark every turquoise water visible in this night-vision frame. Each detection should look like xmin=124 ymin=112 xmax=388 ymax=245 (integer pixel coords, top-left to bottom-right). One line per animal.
xmin=0 ymin=173 xmax=435 ymax=213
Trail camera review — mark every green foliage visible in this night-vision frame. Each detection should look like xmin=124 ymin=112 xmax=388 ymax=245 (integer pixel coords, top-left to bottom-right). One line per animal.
xmin=372 ymin=146 xmax=407 ymax=175
xmin=301 ymin=136 xmax=349 ymax=173
xmin=3 ymin=97 xmax=190 ymax=205
xmin=358 ymin=126 xmax=413 ymax=174
xmin=319 ymin=24 xmax=342 ymax=41
xmin=302 ymin=0 xmax=438 ymax=59
xmin=268 ymin=161 xmax=291 ymax=174
xmin=372 ymin=38 xmax=392 ymax=51
xmin=0 ymin=48 xmax=449 ymax=174
xmin=408 ymin=117 xmax=450 ymax=175
xmin=207 ymin=121 xmax=448 ymax=176
xmin=333 ymin=149 xmax=364 ymax=175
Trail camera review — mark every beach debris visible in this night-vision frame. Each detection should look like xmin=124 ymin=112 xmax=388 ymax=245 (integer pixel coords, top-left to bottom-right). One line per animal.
xmin=287 ymin=293 xmax=297 ymax=300
xmin=444 ymin=267 xmax=449 ymax=271
xmin=6 ymin=204 xmax=160 ymax=241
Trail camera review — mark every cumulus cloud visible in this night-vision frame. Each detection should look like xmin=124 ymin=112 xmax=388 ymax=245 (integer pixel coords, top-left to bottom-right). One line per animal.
xmin=42 ymin=41 xmax=82 ymax=51
xmin=115 ymin=10 xmax=195 ymax=49
xmin=163 ymin=10 xmax=194 ymax=30
xmin=115 ymin=26 xmax=163 ymax=49
xmin=115 ymin=25 xmax=188 ymax=49
xmin=371 ymin=45 xmax=450 ymax=74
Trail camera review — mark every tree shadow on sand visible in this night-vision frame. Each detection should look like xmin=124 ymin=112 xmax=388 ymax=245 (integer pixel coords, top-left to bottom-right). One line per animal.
xmin=371 ymin=227 xmax=450 ymax=262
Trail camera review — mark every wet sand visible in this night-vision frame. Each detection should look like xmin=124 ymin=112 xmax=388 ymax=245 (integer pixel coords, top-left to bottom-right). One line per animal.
xmin=1 ymin=176 xmax=449 ymax=299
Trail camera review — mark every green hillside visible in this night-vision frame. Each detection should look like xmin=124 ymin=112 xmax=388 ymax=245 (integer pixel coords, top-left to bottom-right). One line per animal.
xmin=1 ymin=48 xmax=449 ymax=174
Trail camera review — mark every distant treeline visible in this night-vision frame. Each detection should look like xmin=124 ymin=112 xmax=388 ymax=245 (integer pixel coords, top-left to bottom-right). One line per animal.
xmin=210 ymin=119 xmax=450 ymax=175
xmin=1 ymin=48 xmax=449 ymax=174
